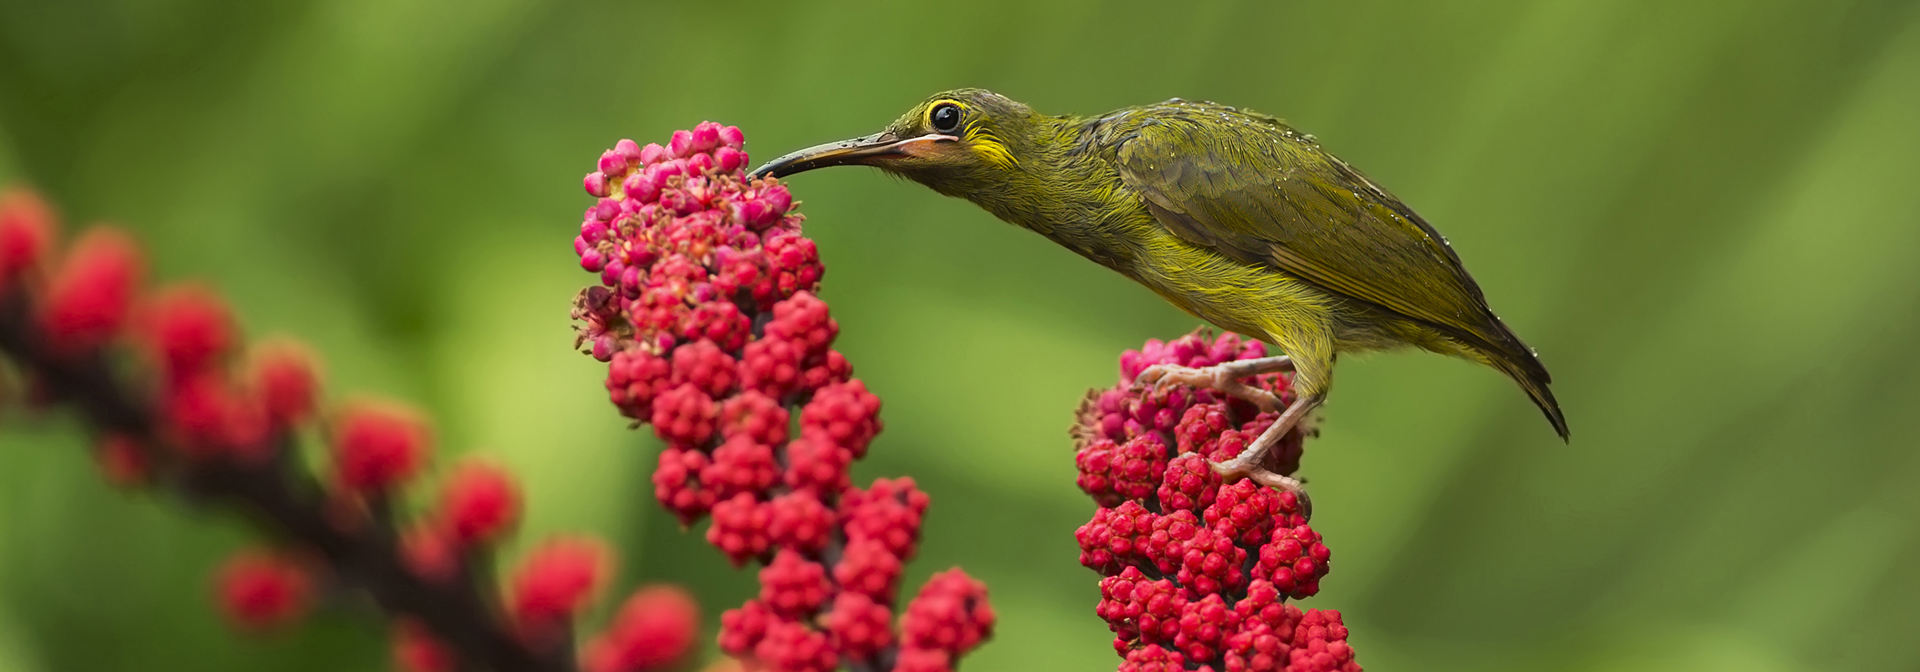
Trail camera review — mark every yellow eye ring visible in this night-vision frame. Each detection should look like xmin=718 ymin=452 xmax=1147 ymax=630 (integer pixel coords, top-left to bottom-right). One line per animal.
xmin=928 ymin=102 xmax=963 ymax=133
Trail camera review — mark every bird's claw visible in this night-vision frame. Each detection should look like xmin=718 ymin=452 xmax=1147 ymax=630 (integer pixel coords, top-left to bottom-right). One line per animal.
xmin=1209 ymin=455 xmax=1312 ymax=521
xmin=1132 ymin=364 xmax=1214 ymax=394
xmin=1134 ymin=362 xmax=1284 ymax=413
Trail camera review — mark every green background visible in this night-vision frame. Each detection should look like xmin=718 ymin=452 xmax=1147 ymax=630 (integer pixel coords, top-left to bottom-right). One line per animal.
xmin=3 ymin=0 xmax=1919 ymax=670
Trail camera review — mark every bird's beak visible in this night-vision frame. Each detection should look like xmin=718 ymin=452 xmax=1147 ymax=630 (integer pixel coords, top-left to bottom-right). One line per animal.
xmin=748 ymin=132 xmax=959 ymax=180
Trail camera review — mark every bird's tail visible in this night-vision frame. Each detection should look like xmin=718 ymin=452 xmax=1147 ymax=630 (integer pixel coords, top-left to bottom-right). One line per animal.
xmin=1475 ymin=325 xmax=1569 ymax=441
xmin=1495 ymin=354 xmax=1569 ymax=440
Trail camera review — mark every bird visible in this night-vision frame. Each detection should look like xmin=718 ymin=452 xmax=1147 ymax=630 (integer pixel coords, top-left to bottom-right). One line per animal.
xmin=747 ymin=88 xmax=1567 ymax=499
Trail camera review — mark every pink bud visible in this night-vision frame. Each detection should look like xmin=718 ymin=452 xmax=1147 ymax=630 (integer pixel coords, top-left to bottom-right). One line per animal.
xmin=667 ymin=130 xmax=694 ymax=158
xmin=691 ymin=122 xmax=721 ymax=154
xmin=729 ymin=228 xmax=760 ymax=249
xmin=661 ymin=159 xmax=689 ymax=179
xmin=250 ymin=340 xmax=321 ymax=429
xmin=591 ymin=335 xmax=615 ymax=362
xmin=622 ymin=171 xmax=659 ymax=203
xmin=613 ymin=138 xmax=642 ymax=164
xmin=331 ymin=401 xmax=432 ymax=494
xmin=583 ymin=172 xmax=610 ymax=198
xmin=576 ymin=249 xmax=606 ymax=272
xmin=580 ymin=248 xmax=606 ymax=273
xmin=509 ymin=537 xmax=611 ymax=641
xmin=715 ymin=147 xmax=748 ymax=174
xmin=600 ymin=259 xmax=624 ymax=286
xmin=139 ymin=283 xmax=236 ymax=377
xmin=0 ymin=187 xmax=57 ymax=283
xmin=580 ymin=219 xmax=609 ymax=242
xmin=625 ymin=245 xmax=657 ymax=270
xmin=442 ymin=460 xmax=521 ymax=547
xmin=719 ymin=125 xmax=746 ymax=149
xmin=40 ymin=228 xmax=145 ymax=353
xmin=689 ymin=281 xmax=718 ymax=303
xmin=685 ymin=152 xmax=715 ymax=176
xmin=641 ymin=163 xmax=676 ymax=192
xmin=592 ymin=199 xmax=619 ymax=222
xmin=216 ymin=550 xmax=312 ymax=630
xmin=639 ymin=143 xmax=667 ymax=165
xmin=619 ymin=265 xmax=643 ymax=295
xmin=598 ymin=149 xmax=629 ymax=176
xmin=735 ymin=200 xmax=772 ymax=230
xmin=761 ymin=186 xmax=793 ymax=215
xmin=581 ymin=585 xmax=700 ymax=672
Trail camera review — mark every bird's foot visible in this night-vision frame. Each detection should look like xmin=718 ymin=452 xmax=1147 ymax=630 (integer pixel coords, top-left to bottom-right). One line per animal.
xmin=1210 ymin=453 xmax=1312 ymax=520
xmin=1133 ymin=355 xmax=1294 ymax=413
xmin=1198 ymin=379 xmax=1323 ymax=520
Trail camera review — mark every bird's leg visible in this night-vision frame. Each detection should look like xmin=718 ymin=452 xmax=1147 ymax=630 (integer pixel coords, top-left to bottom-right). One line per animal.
xmin=1133 ymin=355 xmax=1294 ymax=413
xmin=1135 ymin=355 xmax=1318 ymax=514
xmin=1212 ymin=392 xmax=1324 ymax=518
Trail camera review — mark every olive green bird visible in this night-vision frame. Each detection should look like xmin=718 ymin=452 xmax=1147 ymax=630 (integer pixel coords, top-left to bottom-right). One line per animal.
xmin=749 ymin=89 xmax=1567 ymax=498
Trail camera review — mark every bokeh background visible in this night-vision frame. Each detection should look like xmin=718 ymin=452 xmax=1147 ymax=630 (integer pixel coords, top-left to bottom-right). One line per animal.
xmin=3 ymin=0 xmax=1919 ymax=670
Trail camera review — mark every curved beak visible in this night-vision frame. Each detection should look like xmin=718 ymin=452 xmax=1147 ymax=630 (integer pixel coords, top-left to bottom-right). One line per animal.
xmin=748 ymin=132 xmax=958 ymax=180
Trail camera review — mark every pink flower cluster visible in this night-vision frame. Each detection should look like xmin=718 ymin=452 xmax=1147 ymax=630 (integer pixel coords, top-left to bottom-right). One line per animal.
xmin=573 ymin=125 xmax=994 ymax=672
xmin=1074 ymin=331 xmax=1359 ymax=672
xmin=0 ymin=186 xmax=699 ymax=672
xmin=573 ymin=123 xmax=819 ymax=362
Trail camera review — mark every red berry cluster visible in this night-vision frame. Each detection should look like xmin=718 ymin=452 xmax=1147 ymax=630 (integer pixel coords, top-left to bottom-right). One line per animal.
xmin=1073 ymin=330 xmax=1358 ymax=672
xmin=0 ymin=186 xmax=699 ymax=672
xmin=572 ymin=126 xmax=994 ymax=672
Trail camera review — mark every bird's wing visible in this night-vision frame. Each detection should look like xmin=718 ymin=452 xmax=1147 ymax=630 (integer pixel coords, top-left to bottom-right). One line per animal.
xmin=1108 ymin=106 xmax=1503 ymax=350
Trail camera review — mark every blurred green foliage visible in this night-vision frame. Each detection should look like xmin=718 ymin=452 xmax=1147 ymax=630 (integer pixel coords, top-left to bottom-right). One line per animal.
xmin=3 ymin=0 xmax=1919 ymax=670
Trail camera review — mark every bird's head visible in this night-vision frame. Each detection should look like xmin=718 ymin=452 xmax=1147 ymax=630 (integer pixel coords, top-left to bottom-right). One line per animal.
xmin=748 ymin=89 xmax=1040 ymax=196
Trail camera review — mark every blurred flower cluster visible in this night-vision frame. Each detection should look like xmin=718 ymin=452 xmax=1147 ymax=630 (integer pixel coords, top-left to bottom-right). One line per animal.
xmin=0 ymin=187 xmax=698 ymax=672
xmin=572 ymin=125 xmax=993 ymax=672
xmin=1073 ymin=331 xmax=1359 ymax=672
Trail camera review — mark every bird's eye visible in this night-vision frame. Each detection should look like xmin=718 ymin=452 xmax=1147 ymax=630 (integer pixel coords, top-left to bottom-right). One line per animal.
xmin=930 ymin=103 xmax=962 ymax=133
